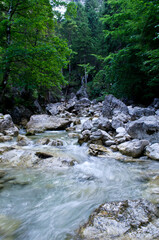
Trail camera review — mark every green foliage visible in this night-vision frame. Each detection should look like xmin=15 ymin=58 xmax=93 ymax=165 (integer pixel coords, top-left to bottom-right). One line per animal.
xmin=91 ymin=0 xmax=159 ymax=103
xmin=0 ymin=0 xmax=70 ymax=95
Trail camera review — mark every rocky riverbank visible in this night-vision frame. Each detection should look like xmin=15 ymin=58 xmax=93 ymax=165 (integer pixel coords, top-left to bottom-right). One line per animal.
xmin=0 ymin=94 xmax=159 ymax=239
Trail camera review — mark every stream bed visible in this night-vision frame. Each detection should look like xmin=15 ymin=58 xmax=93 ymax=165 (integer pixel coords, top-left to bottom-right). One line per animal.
xmin=0 ymin=130 xmax=159 ymax=240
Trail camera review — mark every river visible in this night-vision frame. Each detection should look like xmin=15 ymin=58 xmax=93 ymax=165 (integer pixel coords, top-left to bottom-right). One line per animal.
xmin=0 ymin=127 xmax=159 ymax=240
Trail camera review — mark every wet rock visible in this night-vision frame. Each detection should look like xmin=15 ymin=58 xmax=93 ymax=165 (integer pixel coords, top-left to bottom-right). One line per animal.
xmin=0 ymin=146 xmax=15 ymax=155
xmin=0 ymin=214 xmax=21 ymax=239
xmin=66 ymin=126 xmax=76 ymax=132
xmin=37 ymin=138 xmax=63 ymax=146
xmin=78 ymin=130 xmax=91 ymax=145
xmin=118 ymin=139 xmax=149 ymax=158
xmin=146 ymin=143 xmax=159 ymax=160
xmin=88 ymin=144 xmax=109 ymax=156
xmin=78 ymin=199 xmax=159 ymax=240
xmin=0 ymin=149 xmax=75 ymax=169
xmin=35 ymin=152 xmax=53 ymax=159
xmin=68 ymin=133 xmax=80 ymax=138
xmin=0 ymin=114 xmax=18 ymax=136
xmin=0 ymin=149 xmax=39 ymax=167
xmin=144 ymin=175 xmax=159 ymax=204
xmin=26 ymin=114 xmax=71 ymax=134
xmin=0 ymin=170 xmax=6 ymax=178
xmin=17 ymin=135 xmax=31 ymax=146
xmin=128 ymin=106 xmax=155 ymax=120
xmin=0 ymin=135 xmax=13 ymax=142
xmin=126 ymin=116 xmax=159 ymax=143
xmin=102 ymin=95 xmax=128 ymax=118
xmin=50 ymin=139 xmax=64 ymax=146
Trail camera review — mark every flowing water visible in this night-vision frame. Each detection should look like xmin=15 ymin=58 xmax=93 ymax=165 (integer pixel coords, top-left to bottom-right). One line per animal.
xmin=0 ymin=128 xmax=159 ymax=240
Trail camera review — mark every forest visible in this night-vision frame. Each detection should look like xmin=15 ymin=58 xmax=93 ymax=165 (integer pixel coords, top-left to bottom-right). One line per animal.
xmin=0 ymin=0 xmax=159 ymax=111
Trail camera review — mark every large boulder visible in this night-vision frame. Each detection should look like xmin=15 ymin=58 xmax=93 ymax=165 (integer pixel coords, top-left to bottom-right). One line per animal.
xmin=102 ymin=95 xmax=128 ymax=118
xmin=92 ymin=117 xmax=111 ymax=131
xmin=128 ymin=106 xmax=155 ymax=120
xmin=46 ymin=102 xmax=65 ymax=116
xmin=78 ymin=199 xmax=159 ymax=240
xmin=10 ymin=106 xmax=32 ymax=124
xmin=146 ymin=143 xmax=159 ymax=160
xmin=111 ymin=112 xmax=131 ymax=129
xmin=82 ymin=120 xmax=93 ymax=131
xmin=118 ymin=139 xmax=149 ymax=157
xmin=126 ymin=116 xmax=159 ymax=143
xmin=0 ymin=149 xmax=75 ymax=168
xmin=26 ymin=114 xmax=71 ymax=134
xmin=0 ymin=114 xmax=19 ymax=136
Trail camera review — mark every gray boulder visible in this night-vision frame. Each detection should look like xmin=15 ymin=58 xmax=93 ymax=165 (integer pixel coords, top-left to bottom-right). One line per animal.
xmin=26 ymin=114 xmax=71 ymax=134
xmin=111 ymin=112 xmax=131 ymax=129
xmin=78 ymin=199 xmax=159 ymax=240
xmin=126 ymin=116 xmax=159 ymax=143
xmin=146 ymin=143 xmax=159 ymax=160
xmin=0 ymin=114 xmax=19 ymax=136
xmin=128 ymin=106 xmax=155 ymax=120
xmin=46 ymin=102 xmax=65 ymax=116
xmin=92 ymin=117 xmax=111 ymax=131
xmin=102 ymin=95 xmax=128 ymax=118
xmin=82 ymin=120 xmax=93 ymax=131
xmin=118 ymin=139 xmax=149 ymax=157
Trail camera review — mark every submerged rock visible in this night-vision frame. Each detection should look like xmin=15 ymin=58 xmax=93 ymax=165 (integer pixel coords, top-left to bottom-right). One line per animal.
xmin=0 ymin=214 xmax=21 ymax=239
xmin=88 ymin=144 xmax=109 ymax=156
xmin=78 ymin=199 xmax=159 ymax=240
xmin=37 ymin=138 xmax=63 ymax=146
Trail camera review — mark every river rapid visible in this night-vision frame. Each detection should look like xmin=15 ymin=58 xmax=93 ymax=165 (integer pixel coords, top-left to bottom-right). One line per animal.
xmin=0 ymin=126 xmax=159 ymax=240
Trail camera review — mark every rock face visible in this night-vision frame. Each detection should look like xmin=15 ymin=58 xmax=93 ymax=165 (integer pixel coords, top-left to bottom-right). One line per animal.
xmin=118 ymin=139 xmax=149 ymax=157
xmin=146 ymin=143 xmax=159 ymax=160
xmin=78 ymin=199 xmax=159 ymax=240
xmin=26 ymin=114 xmax=71 ymax=134
xmin=0 ymin=114 xmax=19 ymax=136
xmin=126 ymin=116 xmax=159 ymax=143
xmin=102 ymin=94 xmax=128 ymax=118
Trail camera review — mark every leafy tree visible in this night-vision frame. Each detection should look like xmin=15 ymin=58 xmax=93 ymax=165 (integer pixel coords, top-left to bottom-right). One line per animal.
xmin=96 ymin=0 xmax=159 ymax=102
xmin=0 ymin=0 xmax=70 ymax=102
